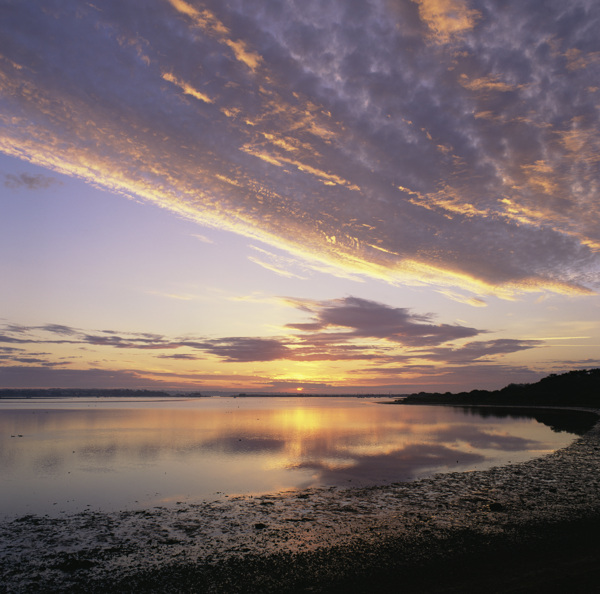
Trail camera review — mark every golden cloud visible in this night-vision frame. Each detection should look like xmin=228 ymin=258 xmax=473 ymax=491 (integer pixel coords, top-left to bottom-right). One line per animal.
xmin=413 ymin=0 xmax=481 ymax=44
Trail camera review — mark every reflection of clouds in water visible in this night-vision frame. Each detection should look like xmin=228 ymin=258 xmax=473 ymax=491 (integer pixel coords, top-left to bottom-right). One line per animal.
xmin=0 ymin=400 xmax=581 ymax=517
xmin=79 ymin=444 xmax=118 ymax=460
xmin=0 ymin=401 xmax=570 ymax=517
xmin=33 ymin=453 xmax=64 ymax=476
xmin=201 ymin=436 xmax=286 ymax=454
xmin=78 ymin=466 xmax=116 ymax=474
xmin=287 ymin=423 xmax=543 ymax=486
xmin=5 ymin=409 xmax=544 ymax=479
xmin=137 ymin=442 xmax=162 ymax=462
xmin=434 ymin=424 xmax=541 ymax=452
xmin=294 ymin=443 xmax=485 ymax=486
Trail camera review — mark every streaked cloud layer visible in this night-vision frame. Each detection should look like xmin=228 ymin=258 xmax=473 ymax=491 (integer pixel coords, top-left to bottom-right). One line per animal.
xmin=0 ymin=297 xmax=545 ymax=391
xmin=1 ymin=0 xmax=598 ymax=297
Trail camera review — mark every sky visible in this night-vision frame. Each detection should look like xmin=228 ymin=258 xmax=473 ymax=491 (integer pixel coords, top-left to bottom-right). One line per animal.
xmin=1 ymin=0 xmax=599 ymax=394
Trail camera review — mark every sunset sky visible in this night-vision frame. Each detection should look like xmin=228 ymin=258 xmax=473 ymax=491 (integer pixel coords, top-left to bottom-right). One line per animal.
xmin=1 ymin=0 xmax=599 ymax=393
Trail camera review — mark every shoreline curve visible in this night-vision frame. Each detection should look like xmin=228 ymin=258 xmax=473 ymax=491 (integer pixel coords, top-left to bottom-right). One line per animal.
xmin=2 ymin=407 xmax=600 ymax=592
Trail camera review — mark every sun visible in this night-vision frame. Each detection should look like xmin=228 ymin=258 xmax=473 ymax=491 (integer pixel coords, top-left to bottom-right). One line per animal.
xmin=296 ymin=387 xmax=304 ymax=392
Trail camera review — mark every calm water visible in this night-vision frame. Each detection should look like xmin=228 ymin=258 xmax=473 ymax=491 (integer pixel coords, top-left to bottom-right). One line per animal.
xmin=0 ymin=396 xmax=580 ymax=517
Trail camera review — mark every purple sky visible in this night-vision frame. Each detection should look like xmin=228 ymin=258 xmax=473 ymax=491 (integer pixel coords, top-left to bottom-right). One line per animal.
xmin=1 ymin=0 xmax=599 ymax=393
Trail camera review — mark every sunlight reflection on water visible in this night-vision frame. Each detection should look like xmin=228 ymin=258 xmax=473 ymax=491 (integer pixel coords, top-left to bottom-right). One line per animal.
xmin=0 ymin=396 xmax=580 ymax=517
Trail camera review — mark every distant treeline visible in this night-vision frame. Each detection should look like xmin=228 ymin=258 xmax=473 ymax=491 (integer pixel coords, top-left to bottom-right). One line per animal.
xmin=0 ymin=388 xmax=178 ymax=399
xmin=398 ymin=369 xmax=600 ymax=407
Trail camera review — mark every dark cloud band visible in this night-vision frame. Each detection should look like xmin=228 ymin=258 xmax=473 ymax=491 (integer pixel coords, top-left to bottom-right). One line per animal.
xmin=0 ymin=297 xmax=540 ymax=367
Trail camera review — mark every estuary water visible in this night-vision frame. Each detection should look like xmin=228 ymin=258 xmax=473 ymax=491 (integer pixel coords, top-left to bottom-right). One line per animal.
xmin=0 ymin=396 xmax=582 ymax=518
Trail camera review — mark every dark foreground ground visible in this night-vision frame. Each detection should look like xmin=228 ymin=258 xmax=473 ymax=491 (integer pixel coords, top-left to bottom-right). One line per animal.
xmin=2 ymin=407 xmax=600 ymax=593
xmin=82 ymin=515 xmax=600 ymax=594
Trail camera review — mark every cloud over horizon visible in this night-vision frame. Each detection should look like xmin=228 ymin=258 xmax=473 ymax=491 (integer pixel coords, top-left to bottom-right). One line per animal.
xmin=286 ymin=296 xmax=480 ymax=346
xmin=1 ymin=0 xmax=598 ymax=297
xmin=0 ymin=295 xmax=545 ymax=391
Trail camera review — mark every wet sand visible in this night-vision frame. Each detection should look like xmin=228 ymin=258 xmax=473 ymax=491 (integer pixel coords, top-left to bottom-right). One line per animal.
xmin=2 ymin=408 xmax=600 ymax=593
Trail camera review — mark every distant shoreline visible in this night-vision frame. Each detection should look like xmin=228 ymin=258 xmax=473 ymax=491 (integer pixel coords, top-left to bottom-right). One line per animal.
xmin=0 ymin=390 xmax=392 ymax=399
xmin=2 ymin=368 xmax=599 ymax=403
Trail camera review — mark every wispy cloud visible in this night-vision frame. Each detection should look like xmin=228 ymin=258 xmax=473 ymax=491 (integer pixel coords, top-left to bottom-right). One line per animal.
xmin=191 ymin=233 xmax=214 ymax=244
xmin=3 ymin=172 xmax=61 ymax=190
xmin=248 ymin=246 xmax=308 ymax=279
xmin=0 ymin=296 xmax=542 ymax=372
xmin=1 ymin=1 xmax=598 ymax=296
xmin=434 ymin=289 xmax=487 ymax=307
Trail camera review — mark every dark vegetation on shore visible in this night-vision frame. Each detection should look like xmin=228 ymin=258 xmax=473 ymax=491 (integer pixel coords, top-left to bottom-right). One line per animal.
xmin=397 ymin=368 xmax=600 ymax=408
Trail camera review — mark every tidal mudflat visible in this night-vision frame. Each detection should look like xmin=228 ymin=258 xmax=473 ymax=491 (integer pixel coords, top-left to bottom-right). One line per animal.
xmin=1 ymin=406 xmax=600 ymax=592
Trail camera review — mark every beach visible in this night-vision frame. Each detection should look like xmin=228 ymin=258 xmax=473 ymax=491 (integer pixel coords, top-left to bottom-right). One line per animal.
xmin=2 ymin=408 xmax=600 ymax=593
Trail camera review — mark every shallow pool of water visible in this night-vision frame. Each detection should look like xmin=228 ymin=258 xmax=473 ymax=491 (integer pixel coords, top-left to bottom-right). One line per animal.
xmin=0 ymin=396 xmax=581 ymax=517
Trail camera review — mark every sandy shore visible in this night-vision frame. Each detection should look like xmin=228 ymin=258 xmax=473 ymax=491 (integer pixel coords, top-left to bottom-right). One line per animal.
xmin=2 ymin=408 xmax=600 ymax=593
